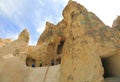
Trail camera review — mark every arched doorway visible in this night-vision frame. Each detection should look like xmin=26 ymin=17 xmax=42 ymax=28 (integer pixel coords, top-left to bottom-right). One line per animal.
xmin=26 ymin=57 xmax=36 ymax=67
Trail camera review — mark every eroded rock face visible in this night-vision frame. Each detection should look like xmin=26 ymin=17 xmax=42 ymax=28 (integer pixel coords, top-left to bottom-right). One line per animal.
xmin=101 ymin=16 xmax=120 ymax=77
xmin=26 ymin=46 xmax=47 ymax=67
xmin=1 ymin=1 xmax=120 ymax=82
xmin=0 ymin=29 xmax=30 ymax=74
xmin=0 ymin=38 xmax=12 ymax=48
xmin=36 ymin=21 xmax=67 ymax=66
xmin=60 ymin=1 xmax=120 ymax=82
xmin=112 ymin=16 xmax=120 ymax=29
xmin=35 ymin=1 xmax=120 ymax=82
xmin=18 ymin=29 xmax=30 ymax=43
xmin=0 ymin=29 xmax=29 ymax=58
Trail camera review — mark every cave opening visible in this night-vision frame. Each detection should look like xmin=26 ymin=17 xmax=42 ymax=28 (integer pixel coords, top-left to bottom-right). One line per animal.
xmin=57 ymin=40 xmax=65 ymax=55
xmin=26 ymin=57 xmax=36 ymax=67
xmin=102 ymin=58 xmax=111 ymax=78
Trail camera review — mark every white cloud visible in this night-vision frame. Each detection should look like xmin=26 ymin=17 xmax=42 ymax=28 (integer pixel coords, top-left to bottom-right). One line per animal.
xmin=73 ymin=0 xmax=120 ymax=26
xmin=0 ymin=0 xmax=26 ymax=17
xmin=35 ymin=16 xmax=53 ymax=34
xmin=36 ymin=22 xmax=45 ymax=34
xmin=38 ymin=0 xmax=45 ymax=6
xmin=29 ymin=40 xmax=37 ymax=46
xmin=2 ymin=33 xmax=18 ymax=40
xmin=34 ymin=0 xmax=67 ymax=34
xmin=0 ymin=0 xmax=29 ymax=31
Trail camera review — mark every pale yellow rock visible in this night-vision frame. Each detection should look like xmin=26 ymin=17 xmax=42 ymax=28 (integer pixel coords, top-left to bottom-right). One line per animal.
xmin=1 ymin=1 xmax=120 ymax=82
xmin=0 ymin=29 xmax=30 ymax=75
xmin=101 ymin=16 xmax=120 ymax=77
xmin=18 ymin=28 xmax=30 ymax=43
xmin=0 ymin=38 xmax=12 ymax=48
xmin=27 ymin=65 xmax=60 ymax=82
xmin=60 ymin=1 xmax=120 ymax=82
xmin=0 ymin=57 xmax=27 ymax=82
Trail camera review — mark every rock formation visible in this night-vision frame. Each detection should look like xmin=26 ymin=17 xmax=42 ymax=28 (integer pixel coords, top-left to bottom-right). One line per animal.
xmin=37 ymin=1 xmax=120 ymax=82
xmin=0 ymin=29 xmax=30 ymax=76
xmin=0 ymin=29 xmax=30 ymax=59
xmin=0 ymin=38 xmax=12 ymax=48
xmin=101 ymin=16 xmax=120 ymax=77
xmin=0 ymin=1 xmax=120 ymax=82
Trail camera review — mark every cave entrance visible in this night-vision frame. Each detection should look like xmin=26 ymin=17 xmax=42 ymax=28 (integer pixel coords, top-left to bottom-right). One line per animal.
xmin=26 ymin=57 xmax=36 ymax=67
xmin=57 ymin=40 xmax=65 ymax=55
xmin=102 ymin=58 xmax=111 ymax=78
xmin=55 ymin=39 xmax=65 ymax=65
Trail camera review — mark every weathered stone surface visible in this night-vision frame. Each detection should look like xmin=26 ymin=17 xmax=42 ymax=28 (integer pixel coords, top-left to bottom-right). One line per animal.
xmin=18 ymin=29 xmax=30 ymax=43
xmin=30 ymin=1 xmax=120 ymax=82
xmin=1 ymin=1 xmax=120 ymax=82
xmin=0 ymin=38 xmax=12 ymax=48
xmin=60 ymin=1 xmax=120 ymax=82
xmin=0 ymin=57 xmax=27 ymax=82
xmin=0 ymin=57 xmax=60 ymax=82
xmin=26 ymin=46 xmax=46 ymax=67
xmin=0 ymin=29 xmax=30 ymax=76
xmin=0 ymin=29 xmax=29 ymax=59
xmin=36 ymin=21 xmax=66 ymax=66
xmin=112 ymin=16 xmax=120 ymax=29
xmin=101 ymin=16 xmax=120 ymax=77
xmin=27 ymin=65 xmax=60 ymax=82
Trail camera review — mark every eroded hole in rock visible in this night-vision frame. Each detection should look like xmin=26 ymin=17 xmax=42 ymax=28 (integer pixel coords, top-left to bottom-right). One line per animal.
xmin=57 ymin=40 xmax=65 ymax=55
xmin=51 ymin=59 xmax=54 ymax=66
xmin=55 ymin=39 xmax=65 ymax=65
xmin=102 ymin=58 xmax=111 ymax=78
xmin=26 ymin=57 xmax=36 ymax=67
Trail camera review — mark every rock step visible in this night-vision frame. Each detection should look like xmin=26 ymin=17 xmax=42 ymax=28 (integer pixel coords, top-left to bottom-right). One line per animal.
xmin=105 ymin=77 xmax=120 ymax=82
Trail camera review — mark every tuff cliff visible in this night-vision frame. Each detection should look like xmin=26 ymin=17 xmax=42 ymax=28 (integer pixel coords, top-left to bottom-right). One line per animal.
xmin=37 ymin=1 xmax=120 ymax=82
xmin=0 ymin=1 xmax=120 ymax=82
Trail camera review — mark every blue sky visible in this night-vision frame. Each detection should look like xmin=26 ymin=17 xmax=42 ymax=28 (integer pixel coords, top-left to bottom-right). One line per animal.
xmin=0 ymin=0 xmax=120 ymax=45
